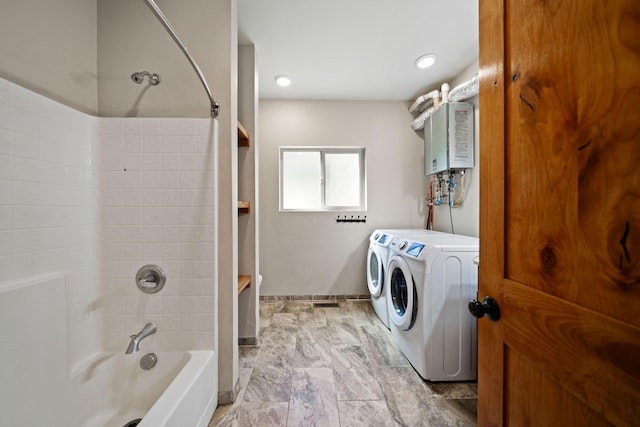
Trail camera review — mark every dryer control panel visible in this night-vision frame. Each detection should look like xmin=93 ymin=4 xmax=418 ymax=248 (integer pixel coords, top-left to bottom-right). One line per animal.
xmin=391 ymin=238 xmax=426 ymax=258
xmin=406 ymin=242 xmax=425 ymax=257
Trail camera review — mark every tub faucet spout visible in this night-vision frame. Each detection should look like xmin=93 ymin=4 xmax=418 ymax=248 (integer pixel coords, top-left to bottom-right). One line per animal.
xmin=126 ymin=322 xmax=157 ymax=354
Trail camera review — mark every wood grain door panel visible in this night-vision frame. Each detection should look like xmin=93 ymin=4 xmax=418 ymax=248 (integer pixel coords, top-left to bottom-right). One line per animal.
xmin=505 ymin=349 xmax=616 ymax=427
xmin=505 ymin=0 xmax=640 ymax=326
xmin=478 ymin=0 xmax=640 ymax=425
xmin=504 ymin=280 xmax=640 ymax=425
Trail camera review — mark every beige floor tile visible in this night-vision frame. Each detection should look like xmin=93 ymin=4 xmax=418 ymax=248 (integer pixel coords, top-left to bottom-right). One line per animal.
xmin=210 ymin=299 xmax=477 ymax=427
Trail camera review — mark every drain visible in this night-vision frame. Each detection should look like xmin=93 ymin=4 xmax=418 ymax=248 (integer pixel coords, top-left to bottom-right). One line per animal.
xmin=123 ymin=418 xmax=142 ymax=427
xmin=313 ymin=302 xmax=340 ymax=308
xmin=140 ymin=352 xmax=158 ymax=370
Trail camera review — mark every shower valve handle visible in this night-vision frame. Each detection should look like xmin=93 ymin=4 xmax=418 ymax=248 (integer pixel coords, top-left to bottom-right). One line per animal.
xmin=139 ymin=274 xmax=157 ymax=288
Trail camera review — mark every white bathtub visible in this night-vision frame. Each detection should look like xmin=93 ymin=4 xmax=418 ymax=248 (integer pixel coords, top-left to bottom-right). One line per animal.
xmin=1 ymin=273 xmax=218 ymax=427
xmin=80 ymin=351 xmax=218 ymax=427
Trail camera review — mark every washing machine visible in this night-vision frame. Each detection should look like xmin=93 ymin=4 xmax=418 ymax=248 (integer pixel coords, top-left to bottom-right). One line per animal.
xmin=367 ymin=229 xmax=448 ymax=329
xmin=386 ymin=233 xmax=479 ymax=381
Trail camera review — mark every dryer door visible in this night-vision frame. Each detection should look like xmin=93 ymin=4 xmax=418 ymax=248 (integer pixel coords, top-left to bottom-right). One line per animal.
xmin=387 ymin=255 xmax=417 ymax=331
xmin=367 ymin=246 xmax=384 ymax=297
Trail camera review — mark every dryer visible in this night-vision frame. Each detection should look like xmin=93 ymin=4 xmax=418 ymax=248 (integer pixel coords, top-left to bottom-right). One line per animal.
xmin=367 ymin=229 xmax=448 ymax=329
xmin=367 ymin=230 xmax=395 ymax=328
xmin=386 ymin=233 xmax=479 ymax=381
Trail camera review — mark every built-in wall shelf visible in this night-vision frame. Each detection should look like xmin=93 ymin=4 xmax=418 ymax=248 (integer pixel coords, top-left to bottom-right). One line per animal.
xmin=238 ymin=201 xmax=251 ymax=215
xmin=237 ymin=45 xmax=259 ymax=347
xmin=238 ymin=121 xmax=250 ymax=147
xmin=238 ymin=275 xmax=251 ymax=294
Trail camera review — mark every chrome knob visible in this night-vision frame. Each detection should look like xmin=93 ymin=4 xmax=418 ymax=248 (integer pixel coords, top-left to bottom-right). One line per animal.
xmin=135 ymin=265 xmax=166 ymax=294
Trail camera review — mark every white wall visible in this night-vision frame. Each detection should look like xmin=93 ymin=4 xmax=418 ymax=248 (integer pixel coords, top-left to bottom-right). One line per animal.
xmin=1 ymin=0 xmax=234 ymax=120
xmin=0 ymin=78 xmax=218 ymax=372
xmin=97 ymin=116 xmax=217 ymax=352
xmin=259 ymin=100 xmax=428 ymax=297
xmin=1 ymin=0 xmax=239 ymax=402
xmin=0 ymin=78 xmax=101 ymax=370
xmin=98 ymin=0 xmax=240 ymax=399
xmin=431 ymin=60 xmax=480 ymax=237
xmin=97 ymin=0 xmax=230 ymax=119
xmin=208 ymin=0 xmax=240 ymax=403
xmin=0 ymin=0 xmax=98 ymax=114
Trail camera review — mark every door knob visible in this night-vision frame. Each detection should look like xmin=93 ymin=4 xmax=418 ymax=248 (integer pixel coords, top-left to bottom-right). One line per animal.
xmin=468 ymin=296 xmax=501 ymax=321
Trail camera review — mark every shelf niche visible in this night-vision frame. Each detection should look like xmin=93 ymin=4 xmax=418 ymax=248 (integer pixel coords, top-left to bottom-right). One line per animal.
xmin=238 ymin=121 xmax=250 ymax=147
xmin=238 ymin=275 xmax=251 ymax=294
xmin=238 ymin=122 xmax=252 ymax=216
xmin=238 ymin=200 xmax=251 ymax=215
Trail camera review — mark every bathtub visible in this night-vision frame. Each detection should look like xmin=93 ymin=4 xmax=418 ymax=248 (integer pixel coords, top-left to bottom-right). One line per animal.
xmin=80 ymin=351 xmax=218 ymax=427
xmin=1 ymin=273 xmax=218 ymax=427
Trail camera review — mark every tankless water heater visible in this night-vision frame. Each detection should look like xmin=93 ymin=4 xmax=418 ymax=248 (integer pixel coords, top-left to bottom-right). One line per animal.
xmin=424 ymin=102 xmax=474 ymax=175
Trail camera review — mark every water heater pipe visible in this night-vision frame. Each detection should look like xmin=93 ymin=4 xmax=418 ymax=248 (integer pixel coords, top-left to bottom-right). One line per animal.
xmin=449 ymin=74 xmax=479 ymax=102
xmin=429 ymin=181 xmax=434 ymax=228
xmin=411 ymin=106 xmax=435 ymax=130
xmin=452 ymin=171 xmax=466 ymax=208
xmin=408 ymin=89 xmax=441 ymax=113
xmin=441 ymin=83 xmax=450 ymax=104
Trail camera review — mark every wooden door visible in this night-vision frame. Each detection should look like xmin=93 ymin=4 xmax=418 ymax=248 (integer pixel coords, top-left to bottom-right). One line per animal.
xmin=478 ymin=0 xmax=640 ymax=425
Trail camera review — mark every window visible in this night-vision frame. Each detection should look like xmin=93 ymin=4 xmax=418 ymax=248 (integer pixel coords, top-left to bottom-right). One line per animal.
xmin=280 ymin=147 xmax=366 ymax=211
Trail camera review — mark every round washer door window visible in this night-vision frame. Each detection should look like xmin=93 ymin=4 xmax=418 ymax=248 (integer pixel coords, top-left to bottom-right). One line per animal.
xmin=387 ymin=255 xmax=417 ymax=331
xmin=367 ymin=247 xmax=384 ymax=297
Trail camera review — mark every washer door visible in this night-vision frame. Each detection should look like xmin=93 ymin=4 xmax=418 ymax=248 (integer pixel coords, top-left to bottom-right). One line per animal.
xmin=387 ymin=255 xmax=418 ymax=331
xmin=367 ymin=246 xmax=384 ymax=297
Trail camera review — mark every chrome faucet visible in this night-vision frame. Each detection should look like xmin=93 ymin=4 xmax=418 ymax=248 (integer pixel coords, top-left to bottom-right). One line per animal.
xmin=125 ymin=322 xmax=157 ymax=354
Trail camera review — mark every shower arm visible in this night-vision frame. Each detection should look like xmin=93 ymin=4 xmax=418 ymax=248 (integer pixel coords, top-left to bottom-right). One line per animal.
xmin=143 ymin=0 xmax=220 ymax=118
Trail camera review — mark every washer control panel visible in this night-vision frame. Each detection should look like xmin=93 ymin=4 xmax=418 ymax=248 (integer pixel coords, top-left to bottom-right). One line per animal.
xmin=374 ymin=233 xmax=391 ymax=246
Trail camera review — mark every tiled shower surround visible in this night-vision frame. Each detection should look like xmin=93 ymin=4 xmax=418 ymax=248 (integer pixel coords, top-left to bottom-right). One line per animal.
xmin=0 ymin=78 xmax=217 ymax=371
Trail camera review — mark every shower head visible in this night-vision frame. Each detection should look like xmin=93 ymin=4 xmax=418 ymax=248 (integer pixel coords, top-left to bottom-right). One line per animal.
xmin=131 ymin=71 xmax=160 ymax=86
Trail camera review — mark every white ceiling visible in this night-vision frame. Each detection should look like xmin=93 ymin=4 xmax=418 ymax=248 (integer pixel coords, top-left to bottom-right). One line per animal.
xmin=238 ymin=0 xmax=479 ymax=101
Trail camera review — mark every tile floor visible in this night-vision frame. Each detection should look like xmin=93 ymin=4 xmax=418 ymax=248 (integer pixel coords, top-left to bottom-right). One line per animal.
xmin=209 ymin=299 xmax=477 ymax=427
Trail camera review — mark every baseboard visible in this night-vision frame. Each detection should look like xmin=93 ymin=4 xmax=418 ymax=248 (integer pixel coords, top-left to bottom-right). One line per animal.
xmin=217 ymin=377 xmax=241 ymax=405
xmin=238 ymin=337 xmax=257 ymax=346
xmin=259 ymin=294 xmax=370 ymax=301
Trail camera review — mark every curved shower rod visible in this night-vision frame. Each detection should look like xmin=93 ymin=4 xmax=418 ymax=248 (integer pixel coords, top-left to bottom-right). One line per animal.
xmin=143 ymin=0 xmax=220 ymax=118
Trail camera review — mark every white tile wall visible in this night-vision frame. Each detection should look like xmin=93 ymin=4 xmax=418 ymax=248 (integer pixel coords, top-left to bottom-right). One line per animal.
xmin=0 ymin=78 xmax=217 ymax=367
xmin=98 ymin=115 xmax=216 ymax=351
xmin=0 ymin=78 xmax=101 ymax=370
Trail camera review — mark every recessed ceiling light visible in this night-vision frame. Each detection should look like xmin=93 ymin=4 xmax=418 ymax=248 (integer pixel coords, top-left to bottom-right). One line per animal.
xmin=275 ymin=75 xmax=291 ymax=87
xmin=415 ymin=54 xmax=437 ymax=69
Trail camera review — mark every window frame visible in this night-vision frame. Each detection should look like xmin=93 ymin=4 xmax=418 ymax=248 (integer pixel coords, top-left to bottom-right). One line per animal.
xmin=279 ymin=146 xmax=367 ymax=212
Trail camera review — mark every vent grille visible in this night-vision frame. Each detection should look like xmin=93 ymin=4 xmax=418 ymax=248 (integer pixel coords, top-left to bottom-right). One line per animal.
xmin=313 ymin=302 xmax=340 ymax=308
